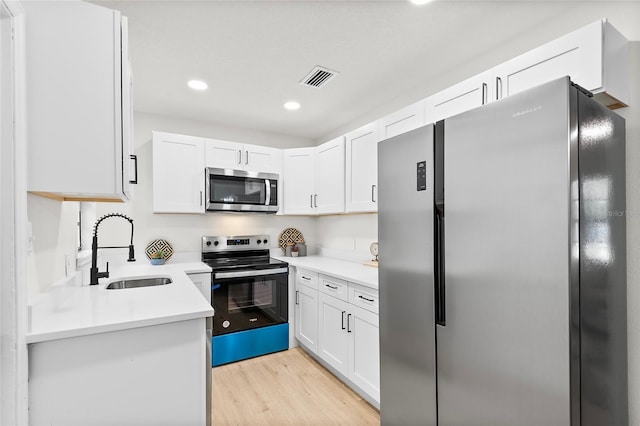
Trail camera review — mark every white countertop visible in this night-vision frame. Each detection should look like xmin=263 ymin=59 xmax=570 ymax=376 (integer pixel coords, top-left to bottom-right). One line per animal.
xmin=274 ymin=255 xmax=379 ymax=289
xmin=27 ymin=262 xmax=214 ymax=344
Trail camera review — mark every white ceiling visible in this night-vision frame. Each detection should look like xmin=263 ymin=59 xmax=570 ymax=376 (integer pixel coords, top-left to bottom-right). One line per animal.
xmin=91 ymin=1 xmax=639 ymax=142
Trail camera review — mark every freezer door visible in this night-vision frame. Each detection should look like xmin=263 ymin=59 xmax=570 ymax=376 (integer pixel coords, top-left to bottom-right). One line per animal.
xmin=438 ymin=77 xmax=573 ymax=426
xmin=378 ymin=124 xmax=437 ymax=426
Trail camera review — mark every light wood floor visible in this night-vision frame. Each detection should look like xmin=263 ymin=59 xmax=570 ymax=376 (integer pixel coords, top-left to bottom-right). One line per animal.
xmin=212 ymin=348 xmax=380 ymax=425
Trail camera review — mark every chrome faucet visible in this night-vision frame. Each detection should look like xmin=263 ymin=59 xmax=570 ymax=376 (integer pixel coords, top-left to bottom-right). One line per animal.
xmin=90 ymin=213 xmax=136 ymax=285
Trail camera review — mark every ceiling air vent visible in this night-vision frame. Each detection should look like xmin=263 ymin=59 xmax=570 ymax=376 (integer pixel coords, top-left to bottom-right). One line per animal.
xmin=299 ymin=66 xmax=339 ymax=88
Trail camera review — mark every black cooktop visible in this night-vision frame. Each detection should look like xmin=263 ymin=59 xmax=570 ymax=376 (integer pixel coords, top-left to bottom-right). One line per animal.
xmin=201 ymin=235 xmax=288 ymax=272
xmin=202 ymin=251 xmax=287 ymax=272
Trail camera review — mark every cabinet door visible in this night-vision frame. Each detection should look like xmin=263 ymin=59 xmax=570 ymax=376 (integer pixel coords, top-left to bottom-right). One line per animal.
xmin=427 ymin=70 xmax=492 ymax=122
xmin=318 ymin=293 xmax=349 ymax=376
xmin=315 ymin=137 xmax=345 ymax=215
xmin=121 ymin=17 xmax=136 ymax=201
xmin=25 ymin=1 xmax=128 ymax=201
xmin=348 ymin=304 xmax=380 ymax=402
xmin=345 ymin=122 xmax=379 ymax=213
xmin=295 ymin=284 xmax=319 ymax=352
xmin=205 ymin=139 xmax=242 ymax=169
xmin=379 ymin=100 xmax=426 ymax=141
xmin=244 ymin=144 xmax=281 ymax=174
xmin=492 ymin=20 xmax=602 ymax=103
xmin=283 ymin=148 xmax=316 ymax=214
xmin=152 ymin=132 xmax=205 ymax=213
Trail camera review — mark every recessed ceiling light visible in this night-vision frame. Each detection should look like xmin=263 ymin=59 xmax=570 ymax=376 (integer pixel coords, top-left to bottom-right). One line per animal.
xmin=187 ymin=80 xmax=208 ymax=91
xmin=410 ymin=0 xmax=433 ymax=4
xmin=284 ymin=101 xmax=301 ymax=111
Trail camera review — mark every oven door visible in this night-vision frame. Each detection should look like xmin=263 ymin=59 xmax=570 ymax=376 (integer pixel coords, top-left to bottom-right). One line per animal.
xmin=206 ymin=168 xmax=278 ymax=213
xmin=211 ymin=267 xmax=288 ymax=336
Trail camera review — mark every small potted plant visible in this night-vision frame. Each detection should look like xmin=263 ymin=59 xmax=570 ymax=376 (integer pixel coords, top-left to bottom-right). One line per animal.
xmin=150 ymin=250 xmax=167 ymax=265
xmin=291 ymin=244 xmax=299 ymax=257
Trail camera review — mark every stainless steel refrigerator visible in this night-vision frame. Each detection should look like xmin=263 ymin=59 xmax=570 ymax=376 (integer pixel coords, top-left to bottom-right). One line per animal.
xmin=378 ymin=77 xmax=627 ymax=426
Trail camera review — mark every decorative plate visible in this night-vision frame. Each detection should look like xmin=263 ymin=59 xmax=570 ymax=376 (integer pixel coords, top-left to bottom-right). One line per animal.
xmin=278 ymin=228 xmax=305 ymax=254
xmin=145 ymin=239 xmax=174 ymax=261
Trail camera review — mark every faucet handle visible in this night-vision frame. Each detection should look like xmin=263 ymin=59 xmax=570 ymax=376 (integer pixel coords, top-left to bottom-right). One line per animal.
xmin=98 ymin=262 xmax=110 ymax=279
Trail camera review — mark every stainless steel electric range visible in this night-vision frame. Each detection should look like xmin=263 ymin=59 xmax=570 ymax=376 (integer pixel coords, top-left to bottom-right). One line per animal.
xmin=202 ymin=235 xmax=289 ymax=366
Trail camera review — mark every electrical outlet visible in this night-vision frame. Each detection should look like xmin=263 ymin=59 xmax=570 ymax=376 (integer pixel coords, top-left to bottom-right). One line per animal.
xmin=65 ymin=253 xmax=75 ymax=277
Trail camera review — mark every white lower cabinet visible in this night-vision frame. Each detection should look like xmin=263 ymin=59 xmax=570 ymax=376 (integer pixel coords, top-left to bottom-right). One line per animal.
xmin=28 ymin=319 xmax=209 ymax=426
xmin=318 ymin=292 xmax=380 ymax=403
xmin=294 ymin=267 xmax=380 ymax=405
xmin=347 ymin=304 xmax=380 ymax=401
xmin=295 ymin=283 xmax=319 ymax=352
xmin=318 ymin=293 xmax=350 ymax=376
xmin=294 ymin=269 xmax=319 ymax=352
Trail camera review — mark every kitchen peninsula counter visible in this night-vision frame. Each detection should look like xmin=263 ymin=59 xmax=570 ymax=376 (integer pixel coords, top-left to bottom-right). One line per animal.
xmin=27 ymin=261 xmax=214 ymax=344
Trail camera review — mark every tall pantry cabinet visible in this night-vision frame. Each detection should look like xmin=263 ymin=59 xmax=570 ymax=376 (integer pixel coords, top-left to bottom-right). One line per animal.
xmin=24 ymin=1 xmax=136 ymax=202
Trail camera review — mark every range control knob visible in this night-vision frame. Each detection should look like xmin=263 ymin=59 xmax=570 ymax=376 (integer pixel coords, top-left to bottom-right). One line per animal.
xmin=205 ymin=241 xmax=211 ymax=246
xmin=263 ymin=239 xmax=268 ymax=244
xmin=257 ymin=239 xmax=262 ymax=244
xmin=213 ymin=241 xmax=219 ymax=246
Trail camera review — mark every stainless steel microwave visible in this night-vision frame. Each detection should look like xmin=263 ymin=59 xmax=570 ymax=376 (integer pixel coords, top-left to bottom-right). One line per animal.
xmin=205 ymin=168 xmax=278 ymax=213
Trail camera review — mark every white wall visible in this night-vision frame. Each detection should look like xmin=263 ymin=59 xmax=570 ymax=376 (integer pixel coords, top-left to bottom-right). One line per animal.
xmin=26 ymin=196 xmax=79 ymax=298
xmin=315 ymin=214 xmax=377 ymax=260
xmin=616 ymin=41 xmax=640 ymax=426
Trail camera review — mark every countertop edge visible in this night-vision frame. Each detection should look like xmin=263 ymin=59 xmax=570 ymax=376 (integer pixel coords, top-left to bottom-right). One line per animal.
xmin=27 ymin=262 xmax=214 ymax=344
xmin=274 ymin=255 xmax=378 ymax=290
xmin=26 ymin=307 xmax=214 ymax=344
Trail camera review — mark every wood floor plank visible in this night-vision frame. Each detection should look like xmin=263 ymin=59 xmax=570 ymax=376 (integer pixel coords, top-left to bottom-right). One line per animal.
xmin=212 ymin=347 xmax=380 ymax=425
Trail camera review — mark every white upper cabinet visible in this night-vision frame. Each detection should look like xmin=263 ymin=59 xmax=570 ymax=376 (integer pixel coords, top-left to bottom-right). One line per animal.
xmin=379 ymin=100 xmax=426 ymax=141
xmin=205 ymin=139 xmax=281 ymax=174
xmin=25 ymin=1 xmax=136 ymax=202
xmin=426 ymin=70 xmax=493 ymax=123
xmin=152 ymin=132 xmax=205 ymax=214
xmin=315 ymin=137 xmax=345 ymax=215
xmin=345 ymin=122 xmax=379 ymax=213
xmin=283 ymin=138 xmax=345 ymax=215
xmin=283 ymin=147 xmax=316 ymax=215
xmin=492 ymin=19 xmax=628 ymax=108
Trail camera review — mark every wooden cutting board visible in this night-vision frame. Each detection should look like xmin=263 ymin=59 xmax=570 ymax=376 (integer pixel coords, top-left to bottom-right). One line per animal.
xmin=362 ymin=260 xmax=378 ymax=268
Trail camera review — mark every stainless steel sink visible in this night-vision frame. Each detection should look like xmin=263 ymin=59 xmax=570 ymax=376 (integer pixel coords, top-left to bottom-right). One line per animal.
xmin=105 ymin=276 xmax=172 ymax=290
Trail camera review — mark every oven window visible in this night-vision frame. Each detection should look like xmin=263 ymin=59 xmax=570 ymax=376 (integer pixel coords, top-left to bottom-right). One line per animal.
xmin=210 ymin=175 xmax=266 ymax=205
xmin=228 ymin=280 xmax=274 ymax=311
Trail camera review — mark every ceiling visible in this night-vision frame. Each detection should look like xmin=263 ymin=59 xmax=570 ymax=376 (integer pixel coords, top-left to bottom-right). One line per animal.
xmin=91 ymin=1 xmax=638 ymax=142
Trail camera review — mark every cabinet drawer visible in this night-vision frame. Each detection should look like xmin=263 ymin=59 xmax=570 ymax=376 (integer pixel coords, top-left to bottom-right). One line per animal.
xmin=296 ymin=268 xmax=318 ymax=290
xmin=349 ymin=284 xmax=379 ymax=314
xmin=319 ymin=274 xmax=348 ymax=302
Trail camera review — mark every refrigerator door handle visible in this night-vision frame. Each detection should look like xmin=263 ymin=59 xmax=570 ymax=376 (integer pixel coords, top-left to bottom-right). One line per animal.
xmin=435 ymin=208 xmax=446 ymax=326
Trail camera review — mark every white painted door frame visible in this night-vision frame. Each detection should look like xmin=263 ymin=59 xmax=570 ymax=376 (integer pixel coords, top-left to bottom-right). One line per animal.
xmin=0 ymin=1 xmax=28 ymax=425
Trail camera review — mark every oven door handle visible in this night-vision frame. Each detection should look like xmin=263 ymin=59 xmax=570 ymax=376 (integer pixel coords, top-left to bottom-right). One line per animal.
xmin=214 ymin=267 xmax=289 ymax=279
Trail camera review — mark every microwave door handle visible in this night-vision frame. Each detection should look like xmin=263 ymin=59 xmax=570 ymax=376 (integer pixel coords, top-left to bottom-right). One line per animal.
xmin=265 ymin=179 xmax=271 ymax=206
